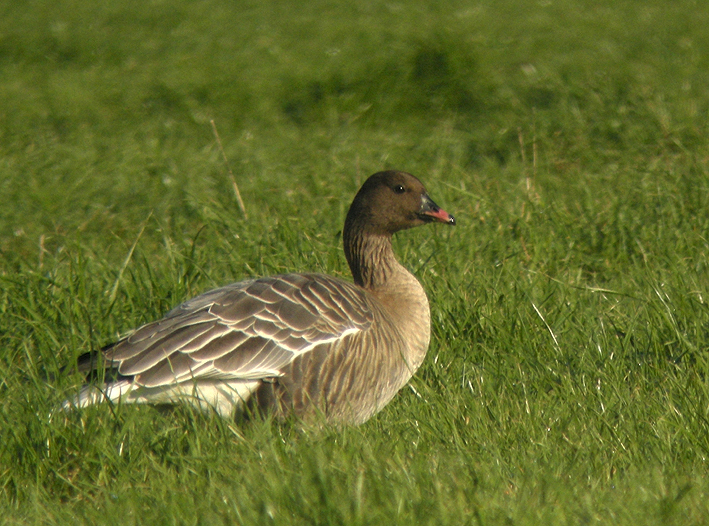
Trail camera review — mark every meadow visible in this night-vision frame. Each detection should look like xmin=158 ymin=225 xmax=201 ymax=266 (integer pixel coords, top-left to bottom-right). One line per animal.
xmin=2 ymin=0 xmax=709 ymax=523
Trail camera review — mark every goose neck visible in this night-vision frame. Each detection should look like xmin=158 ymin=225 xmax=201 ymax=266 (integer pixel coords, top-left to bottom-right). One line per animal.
xmin=343 ymin=226 xmax=401 ymax=291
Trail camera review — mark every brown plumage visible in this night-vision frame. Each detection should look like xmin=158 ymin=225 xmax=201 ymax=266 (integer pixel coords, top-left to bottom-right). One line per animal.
xmin=68 ymin=171 xmax=455 ymax=424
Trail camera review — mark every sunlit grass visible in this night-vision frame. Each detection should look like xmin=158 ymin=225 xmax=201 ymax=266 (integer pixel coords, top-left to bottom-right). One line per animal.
xmin=2 ymin=0 xmax=709 ymax=523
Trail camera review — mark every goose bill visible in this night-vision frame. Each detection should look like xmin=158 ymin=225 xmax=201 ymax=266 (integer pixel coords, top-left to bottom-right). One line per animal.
xmin=419 ymin=195 xmax=456 ymax=225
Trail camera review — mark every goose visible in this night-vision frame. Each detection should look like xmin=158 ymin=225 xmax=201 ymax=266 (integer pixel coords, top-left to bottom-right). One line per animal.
xmin=67 ymin=170 xmax=455 ymax=424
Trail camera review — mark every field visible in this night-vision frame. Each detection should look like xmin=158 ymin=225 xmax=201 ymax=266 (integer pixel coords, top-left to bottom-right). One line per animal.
xmin=2 ymin=0 xmax=709 ymax=523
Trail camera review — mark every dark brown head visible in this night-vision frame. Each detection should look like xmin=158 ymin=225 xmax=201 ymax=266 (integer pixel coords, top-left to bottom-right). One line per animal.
xmin=343 ymin=171 xmax=455 ymax=288
xmin=344 ymin=171 xmax=455 ymax=237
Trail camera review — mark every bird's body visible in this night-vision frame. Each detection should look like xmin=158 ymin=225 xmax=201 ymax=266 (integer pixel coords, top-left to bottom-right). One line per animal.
xmin=68 ymin=171 xmax=455 ymax=424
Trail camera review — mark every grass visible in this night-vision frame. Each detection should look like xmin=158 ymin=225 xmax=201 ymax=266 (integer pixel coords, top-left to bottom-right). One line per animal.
xmin=2 ymin=0 xmax=709 ymax=523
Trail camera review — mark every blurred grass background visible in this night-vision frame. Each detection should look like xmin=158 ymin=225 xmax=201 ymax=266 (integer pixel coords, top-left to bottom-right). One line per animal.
xmin=2 ymin=0 xmax=709 ymax=523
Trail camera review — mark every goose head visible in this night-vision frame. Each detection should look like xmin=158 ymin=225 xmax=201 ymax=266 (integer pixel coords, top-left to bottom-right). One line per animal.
xmin=344 ymin=171 xmax=455 ymax=237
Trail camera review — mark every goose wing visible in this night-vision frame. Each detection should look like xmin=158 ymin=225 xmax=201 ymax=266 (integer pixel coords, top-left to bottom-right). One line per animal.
xmin=104 ymin=273 xmax=374 ymax=388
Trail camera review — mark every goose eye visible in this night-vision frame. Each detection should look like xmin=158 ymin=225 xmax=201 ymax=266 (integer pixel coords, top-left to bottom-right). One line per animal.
xmin=393 ymin=184 xmax=406 ymax=194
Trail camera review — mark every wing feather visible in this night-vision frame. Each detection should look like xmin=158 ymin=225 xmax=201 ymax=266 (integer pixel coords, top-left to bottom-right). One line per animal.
xmin=101 ymin=273 xmax=374 ymax=390
xmin=116 ymin=322 xmax=228 ymax=375
xmin=139 ymin=352 xmax=198 ymax=388
xmin=186 ymin=330 xmax=250 ymax=360
xmin=117 ymin=310 xmax=215 ymax=349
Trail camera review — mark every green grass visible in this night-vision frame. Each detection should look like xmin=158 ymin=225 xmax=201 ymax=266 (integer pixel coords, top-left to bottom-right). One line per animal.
xmin=3 ymin=0 xmax=709 ymax=523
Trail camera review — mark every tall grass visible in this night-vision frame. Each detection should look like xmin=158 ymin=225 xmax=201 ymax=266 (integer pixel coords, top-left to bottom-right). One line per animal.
xmin=2 ymin=0 xmax=709 ymax=523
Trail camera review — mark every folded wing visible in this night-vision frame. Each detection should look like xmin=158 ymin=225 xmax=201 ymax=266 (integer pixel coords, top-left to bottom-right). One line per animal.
xmin=103 ymin=273 xmax=374 ymax=390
